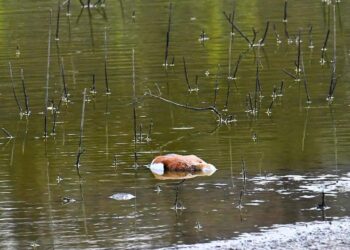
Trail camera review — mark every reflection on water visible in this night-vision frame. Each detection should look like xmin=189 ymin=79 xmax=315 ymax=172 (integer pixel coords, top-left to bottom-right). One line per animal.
xmin=151 ymin=169 xmax=217 ymax=180
xmin=0 ymin=0 xmax=350 ymax=249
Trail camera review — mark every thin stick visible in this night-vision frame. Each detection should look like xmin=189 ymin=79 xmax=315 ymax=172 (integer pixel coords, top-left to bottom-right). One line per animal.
xmin=20 ymin=69 xmax=30 ymax=115
xmin=317 ymin=191 xmax=326 ymax=209
xmin=282 ymin=69 xmax=297 ymax=79
xmin=322 ymin=29 xmax=331 ymax=51
xmin=251 ymin=28 xmax=257 ymax=45
xmin=145 ymin=91 xmax=222 ymax=121
xmin=164 ymin=2 xmax=172 ymax=68
xmin=60 ymin=57 xmax=68 ymax=101
xmin=44 ymin=10 xmax=52 ymax=137
xmin=2 ymin=128 xmax=14 ymax=139
xmin=104 ymin=28 xmax=111 ymax=94
xmin=260 ymin=21 xmax=270 ymax=45
xmin=78 ymin=89 xmax=86 ymax=153
xmin=241 ymin=157 xmax=247 ymax=184
xmin=254 ymin=64 xmax=259 ymax=112
xmin=248 ymin=93 xmax=253 ymax=112
xmin=8 ymin=62 xmax=23 ymax=114
xmin=183 ymin=57 xmax=191 ymax=91
xmin=230 ymin=8 xmax=235 ymax=34
xmin=255 ymin=61 xmax=261 ymax=95
xmin=321 ymin=29 xmax=330 ymax=64
xmin=267 ymin=99 xmax=274 ymax=115
xmin=283 ymin=0 xmax=288 ymax=22
xmin=55 ymin=1 xmax=61 ymax=40
xmin=296 ymin=30 xmax=301 ymax=73
xmin=52 ymin=107 xmax=57 ymax=135
xmin=213 ymin=65 xmax=220 ymax=107
xmin=279 ymin=80 xmax=284 ymax=96
xmin=223 ymin=12 xmax=252 ymax=46
xmin=328 ymin=4 xmax=337 ymax=100
xmin=90 ymin=74 xmax=96 ymax=94
xmin=300 ymin=52 xmax=311 ymax=103
xmin=195 ymin=75 xmax=199 ymax=90
xmin=308 ymin=24 xmax=314 ymax=48
xmin=232 ymin=53 xmax=242 ymax=79
xmin=66 ymin=0 xmax=71 ymax=16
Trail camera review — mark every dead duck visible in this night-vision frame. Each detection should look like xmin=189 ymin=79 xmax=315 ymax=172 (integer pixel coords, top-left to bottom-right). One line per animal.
xmin=150 ymin=154 xmax=217 ymax=176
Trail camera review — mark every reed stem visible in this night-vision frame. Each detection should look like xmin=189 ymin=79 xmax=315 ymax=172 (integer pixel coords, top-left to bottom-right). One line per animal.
xmin=104 ymin=29 xmax=111 ymax=94
xmin=232 ymin=54 xmax=242 ymax=79
xmin=283 ymin=0 xmax=288 ymax=22
xmin=300 ymin=52 xmax=311 ymax=103
xmin=20 ymin=69 xmax=30 ymax=115
xmin=55 ymin=1 xmax=61 ymax=40
xmin=182 ymin=57 xmax=191 ymax=91
xmin=164 ymin=2 xmax=172 ymax=68
xmin=260 ymin=21 xmax=270 ymax=45
xmin=8 ymin=62 xmax=23 ymax=114
xmin=60 ymin=57 xmax=68 ymax=101
xmin=2 ymin=128 xmax=14 ymax=139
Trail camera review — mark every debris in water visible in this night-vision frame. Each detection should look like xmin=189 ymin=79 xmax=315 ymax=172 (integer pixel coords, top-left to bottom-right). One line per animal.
xmin=109 ymin=193 xmax=136 ymax=201
xmin=62 ymin=197 xmax=76 ymax=204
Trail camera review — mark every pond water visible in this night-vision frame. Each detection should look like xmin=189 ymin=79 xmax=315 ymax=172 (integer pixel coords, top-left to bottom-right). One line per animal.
xmin=0 ymin=0 xmax=350 ymax=249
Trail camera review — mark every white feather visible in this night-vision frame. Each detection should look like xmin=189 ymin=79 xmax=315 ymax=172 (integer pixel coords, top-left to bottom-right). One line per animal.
xmin=150 ymin=163 xmax=165 ymax=175
xmin=201 ymin=164 xmax=217 ymax=175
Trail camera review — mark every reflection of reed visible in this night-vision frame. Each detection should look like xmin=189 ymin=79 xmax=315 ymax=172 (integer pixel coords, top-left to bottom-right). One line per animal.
xmin=132 ymin=49 xmax=138 ymax=166
xmin=152 ymin=170 xmax=216 ymax=181
xmin=329 ymin=107 xmax=338 ymax=173
xmin=44 ymin=11 xmax=52 ymax=138
xmin=75 ymin=89 xmax=87 ymax=178
xmin=301 ymin=108 xmax=309 ymax=152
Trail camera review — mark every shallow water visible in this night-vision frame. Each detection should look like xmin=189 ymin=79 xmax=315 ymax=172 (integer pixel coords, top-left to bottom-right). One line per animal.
xmin=0 ymin=0 xmax=350 ymax=249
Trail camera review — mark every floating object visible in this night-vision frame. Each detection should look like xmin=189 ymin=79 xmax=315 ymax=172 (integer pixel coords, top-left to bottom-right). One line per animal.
xmin=109 ymin=193 xmax=135 ymax=201
xmin=62 ymin=197 xmax=76 ymax=204
xmin=150 ymin=154 xmax=217 ymax=176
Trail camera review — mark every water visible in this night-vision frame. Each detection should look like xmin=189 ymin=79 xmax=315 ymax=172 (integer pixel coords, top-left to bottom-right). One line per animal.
xmin=0 ymin=0 xmax=350 ymax=249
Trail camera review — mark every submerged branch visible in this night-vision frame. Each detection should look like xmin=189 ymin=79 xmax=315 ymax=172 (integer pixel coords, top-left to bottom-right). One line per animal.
xmin=145 ymin=91 xmax=222 ymax=121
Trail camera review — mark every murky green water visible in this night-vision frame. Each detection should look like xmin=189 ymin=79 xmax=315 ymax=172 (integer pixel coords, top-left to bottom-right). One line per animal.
xmin=0 ymin=0 xmax=350 ymax=249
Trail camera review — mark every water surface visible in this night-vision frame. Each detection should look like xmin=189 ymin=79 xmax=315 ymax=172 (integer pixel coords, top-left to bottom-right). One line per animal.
xmin=0 ymin=0 xmax=350 ymax=249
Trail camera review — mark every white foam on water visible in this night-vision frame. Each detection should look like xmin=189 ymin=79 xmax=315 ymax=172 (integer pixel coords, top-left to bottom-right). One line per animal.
xmin=167 ymin=217 xmax=350 ymax=250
